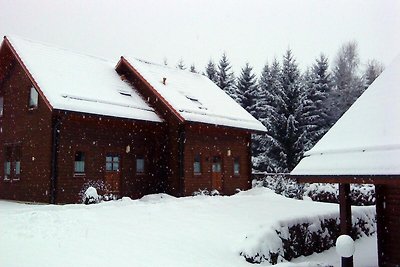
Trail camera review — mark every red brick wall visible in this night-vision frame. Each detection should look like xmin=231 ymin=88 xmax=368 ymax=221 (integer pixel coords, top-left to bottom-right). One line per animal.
xmin=116 ymin=61 xmax=182 ymax=196
xmin=183 ymin=123 xmax=251 ymax=196
xmin=0 ymin=54 xmax=53 ymax=203
xmin=55 ymin=112 xmax=165 ymax=203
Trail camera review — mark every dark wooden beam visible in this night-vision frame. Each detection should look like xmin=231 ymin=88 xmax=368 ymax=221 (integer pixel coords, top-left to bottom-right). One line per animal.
xmin=339 ymin=183 xmax=353 ymax=267
xmin=375 ymin=184 xmax=385 ymax=267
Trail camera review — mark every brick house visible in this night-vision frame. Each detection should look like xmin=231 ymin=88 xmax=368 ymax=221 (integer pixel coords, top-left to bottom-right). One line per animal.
xmin=0 ymin=36 xmax=266 ymax=204
xmin=291 ymin=54 xmax=400 ymax=267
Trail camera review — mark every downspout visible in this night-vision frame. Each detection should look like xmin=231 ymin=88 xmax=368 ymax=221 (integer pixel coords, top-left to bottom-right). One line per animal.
xmin=50 ymin=116 xmax=61 ymax=204
xmin=178 ymin=124 xmax=185 ymax=196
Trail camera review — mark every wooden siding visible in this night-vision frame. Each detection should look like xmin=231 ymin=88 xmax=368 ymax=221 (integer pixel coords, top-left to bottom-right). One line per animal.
xmin=0 ymin=45 xmax=53 ymax=203
xmin=55 ymin=111 xmax=165 ymax=203
xmin=376 ymin=184 xmax=400 ymax=267
xmin=183 ymin=123 xmax=251 ymax=195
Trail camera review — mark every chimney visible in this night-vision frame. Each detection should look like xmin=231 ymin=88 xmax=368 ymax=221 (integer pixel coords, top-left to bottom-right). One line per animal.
xmin=162 ymin=77 xmax=167 ymax=85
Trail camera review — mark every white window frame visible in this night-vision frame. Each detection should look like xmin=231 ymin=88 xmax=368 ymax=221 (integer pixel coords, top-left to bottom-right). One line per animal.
xmin=29 ymin=87 xmax=39 ymax=109
xmin=234 ymin=157 xmax=240 ymax=176
xmin=193 ymin=154 xmax=201 ymax=174
xmin=0 ymin=96 xmax=4 ymax=116
xmin=136 ymin=158 xmax=145 ymax=174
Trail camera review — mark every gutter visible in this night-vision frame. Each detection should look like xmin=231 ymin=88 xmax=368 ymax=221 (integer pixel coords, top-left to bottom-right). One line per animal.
xmin=50 ymin=117 xmax=61 ymax=204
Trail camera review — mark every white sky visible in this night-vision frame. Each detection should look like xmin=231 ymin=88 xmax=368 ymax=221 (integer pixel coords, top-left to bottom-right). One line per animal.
xmin=0 ymin=0 xmax=399 ymax=75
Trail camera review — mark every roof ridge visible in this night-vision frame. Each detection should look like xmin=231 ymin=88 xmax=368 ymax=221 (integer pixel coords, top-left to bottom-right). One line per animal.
xmin=132 ymin=57 xmax=206 ymax=78
xmin=6 ymin=34 xmax=113 ymax=64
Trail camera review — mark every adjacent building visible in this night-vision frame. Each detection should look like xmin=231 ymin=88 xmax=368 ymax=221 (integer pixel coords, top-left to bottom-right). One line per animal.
xmin=0 ymin=36 xmax=266 ymax=204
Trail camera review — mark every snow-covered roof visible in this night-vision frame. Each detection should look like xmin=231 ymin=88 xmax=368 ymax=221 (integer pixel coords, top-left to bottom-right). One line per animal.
xmin=5 ymin=36 xmax=161 ymax=122
xmin=292 ymin=54 xmax=400 ymax=176
xmin=123 ymin=57 xmax=266 ymax=132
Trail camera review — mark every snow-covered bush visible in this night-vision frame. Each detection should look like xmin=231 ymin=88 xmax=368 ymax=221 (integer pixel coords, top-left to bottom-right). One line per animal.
xmin=240 ymin=206 xmax=376 ymax=264
xmin=79 ymin=180 xmax=107 ymax=204
xmin=253 ymin=174 xmax=303 ymax=200
xmin=192 ymin=189 xmax=210 ymax=196
xmin=253 ymin=174 xmax=375 ymax=205
xmin=83 ymin=187 xmax=100 ymax=205
xmin=303 ymin=183 xmax=338 ymax=203
xmin=192 ymin=189 xmax=221 ymax=196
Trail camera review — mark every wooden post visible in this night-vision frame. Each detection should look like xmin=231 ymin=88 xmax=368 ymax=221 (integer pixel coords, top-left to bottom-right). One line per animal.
xmin=339 ymin=183 xmax=353 ymax=267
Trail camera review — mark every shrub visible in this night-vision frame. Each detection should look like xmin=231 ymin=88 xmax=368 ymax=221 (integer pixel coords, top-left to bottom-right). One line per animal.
xmin=253 ymin=174 xmax=375 ymax=205
xmin=240 ymin=206 xmax=376 ymax=265
xmin=79 ymin=180 xmax=107 ymax=204
xmin=83 ymin=186 xmax=100 ymax=205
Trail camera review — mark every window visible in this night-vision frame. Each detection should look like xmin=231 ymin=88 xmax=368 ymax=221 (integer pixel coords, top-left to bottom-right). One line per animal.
xmin=193 ymin=154 xmax=201 ymax=174
xmin=4 ymin=145 xmax=21 ymax=180
xmin=29 ymin=87 xmax=39 ymax=109
xmin=74 ymin=151 xmax=85 ymax=174
xmin=234 ymin=157 xmax=240 ymax=176
xmin=14 ymin=146 xmax=21 ymax=179
xmin=106 ymin=154 xmax=120 ymax=171
xmin=212 ymin=156 xmax=221 ymax=173
xmin=4 ymin=146 xmax=11 ymax=180
xmin=185 ymin=95 xmax=207 ymax=110
xmin=0 ymin=97 xmax=3 ymax=116
xmin=136 ymin=157 xmax=144 ymax=174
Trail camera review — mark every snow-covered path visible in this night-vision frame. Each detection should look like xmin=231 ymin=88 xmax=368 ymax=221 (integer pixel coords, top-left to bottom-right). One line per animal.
xmin=0 ymin=188 xmax=377 ymax=267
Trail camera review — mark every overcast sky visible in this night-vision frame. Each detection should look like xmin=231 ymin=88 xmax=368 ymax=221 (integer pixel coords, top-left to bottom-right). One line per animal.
xmin=1 ymin=0 xmax=399 ymax=74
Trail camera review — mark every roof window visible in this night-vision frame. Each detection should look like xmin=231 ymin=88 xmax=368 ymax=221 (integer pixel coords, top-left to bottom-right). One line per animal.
xmin=118 ymin=89 xmax=132 ymax=97
xmin=185 ymin=95 xmax=207 ymax=110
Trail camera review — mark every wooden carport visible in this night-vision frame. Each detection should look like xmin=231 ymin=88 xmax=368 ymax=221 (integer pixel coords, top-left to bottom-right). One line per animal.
xmin=291 ymin=52 xmax=400 ymax=267
xmin=292 ymin=175 xmax=400 ymax=267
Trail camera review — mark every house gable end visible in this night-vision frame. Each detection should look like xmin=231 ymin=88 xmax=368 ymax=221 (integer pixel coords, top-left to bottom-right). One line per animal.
xmin=2 ymin=37 xmax=53 ymax=111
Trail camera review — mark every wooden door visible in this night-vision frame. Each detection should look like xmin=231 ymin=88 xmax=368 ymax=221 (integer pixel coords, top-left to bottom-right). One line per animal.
xmin=211 ymin=156 xmax=223 ymax=191
xmin=105 ymin=154 xmax=121 ymax=195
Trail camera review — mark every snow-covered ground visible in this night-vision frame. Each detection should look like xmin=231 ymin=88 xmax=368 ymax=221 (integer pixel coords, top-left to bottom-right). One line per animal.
xmin=0 ymin=188 xmax=377 ymax=267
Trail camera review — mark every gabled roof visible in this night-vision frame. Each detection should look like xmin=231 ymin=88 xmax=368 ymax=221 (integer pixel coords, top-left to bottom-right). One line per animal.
xmin=4 ymin=35 xmax=162 ymax=122
xmin=292 ymin=54 xmax=400 ymax=176
xmin=121 ymin=57 xmax=267 ymax=132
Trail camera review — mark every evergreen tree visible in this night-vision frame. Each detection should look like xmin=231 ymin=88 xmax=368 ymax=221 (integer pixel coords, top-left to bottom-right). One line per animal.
xmin=216 ymin=53 xmax=236 ymax=99
xmin=235 ymin=63 xmax=258 ymax=115
xmin=205 ymin=59 xmax=218 ymax=83
xmin=253 ymin=60 xmax=287 ymax=173
xmin=189 ymin=64 xmax=197 ymax=73
xmin=299 ymin=54 xmax=332 ymax=152
xmin=176 ymin=59 xmax=186 ymax=70
xmin=280 ymin=49 xmax=303 ymax=171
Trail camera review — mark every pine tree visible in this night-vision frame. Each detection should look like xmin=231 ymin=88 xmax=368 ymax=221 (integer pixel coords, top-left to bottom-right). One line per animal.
xmin=299 ymin=54 xmax=332 ymax=152
xmin=280 ymin=49 xmax=303 ymax=171
xmin=253 ymin=60 xmax=287 ymax=173
xmin=235 ymin=63 xmax=258 ymax=116
xmin=205 ymin=59 xmax=218 ymax=83
xmin=189 ymin=64 xmax=197 ymax=73
xmin=216 ymin=53 xmax=236 ymax=99
xmin=176 ymin=59 xmax=186 ymax=70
